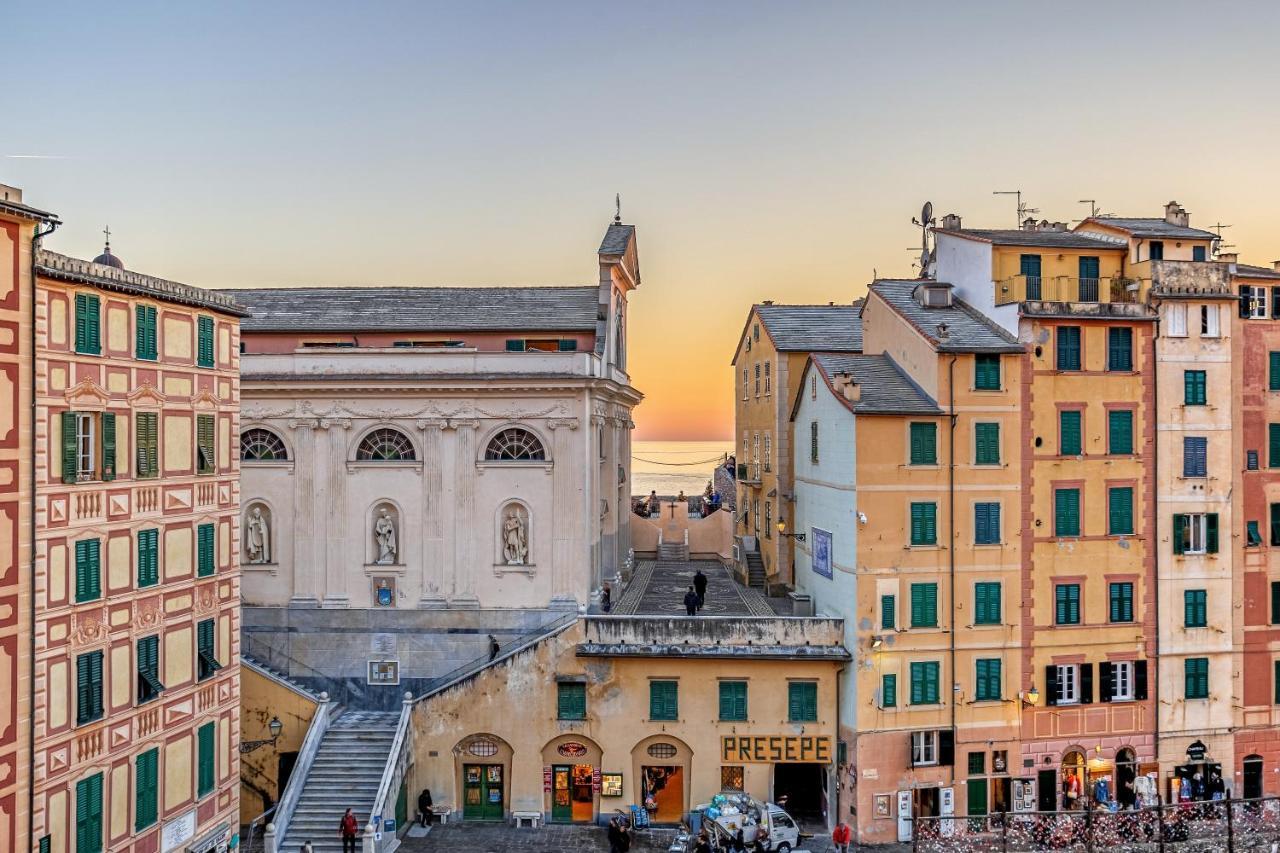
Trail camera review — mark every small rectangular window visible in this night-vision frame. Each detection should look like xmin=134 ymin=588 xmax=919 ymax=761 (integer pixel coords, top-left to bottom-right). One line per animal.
xmin=197 ymin=523 xmax=215 ymax=577
xmin=135 ymin=412 xmax=158 ymax=478
xmin=1108 ymin=410 xmax=1133 ymax=455
xmin=1270 ymin=424 xmax=1280 ymax=468
xmin=74 ymin=293 xmax=102 ymax=355
xmin=75 ymin=772 xmax=104 ymax=853
xmin=809 ymin=421 xmax=819 ymax=463
xmin=974 ymin=658 xmax=1002 ymax=701
xmin=974 ymin=502 xmax=1001 ymax=545
xmin=1184 ymin=657 xmax=1209 ymax=699
xmin=973 ymin=581 xmax=1001 ymax=625
xmin=75 ymin=538 xmax=102 ymax=603
xmin=974 ymin=354 xmax=1001 ymax=390
xmin=1054 ymin=488 xmax=1081 ymax=537
xmin=1055 ymin=664 xmax=1080 ymax=705
xmin=135 ymin=305 xmax=157 ymax=360
xmin=197 ymin=316 xmax=215 ymax=368
xmin=1149 ymin=241 xmax=1164 ymax=260
xmin=1271 ymin=353 xmax=1280 ymax=392
xmin=1271 ymin=505 xmax=1280 ymax=547
xmin=718 ymin=681 xmax=747 ymax=721
xmin=910 ymin=583 xmax=938 ymax=628
xmin=1168 ymin=303 xmax=1188 ymax=337
xmin=1184 ymin=370 xmax=1207 ymax=406
xmin=910 ymin=662 xmax=941 ymax=705
xmin=1055 ymin=583 xmax=1081 ymax=625
xmin=910 ymin=502 xmax=937 ymax=546
xmin=1247 ymin=520 xmax=1263 ymax=547
xmin=1272 ymin=582 xmax=1280 ymax=625
xmin=76 ymin=650 xmax=104 ymax=725
xmin=909 ymin=422 xmax=937 ymax=465
xmin=974 ymin=423 xmax=1000 ymax=465
xmin=1193 ymin=245 xmax=1207 ymax=262
xmin=1201 ymin=304 xmax=1220 ymax=338
xmin=968 ymin=752 xmax=986 ymax=776
xmin=787 ymin=682 xmax=818 ymax=722
xmin=135 ymin=747 xmax=159 ymax=830
xmin=1056 ymin=326 xmax=1082 ymax=371
xmin=1109 ymin=582 xmax=1134 ymax=623
xmin=1173 ymin=513 xmax=1218 ymax=555
xmin=1107 ymin=328 xmax=1133 ymax=371
xmin=557 ymin=682 xmax=587 ymax=720
xmin=881 ymin=673 xmax=897 ymax=708
xmin=196 ymin=415 xmax=215 ymax=474
xmin=197 ymin=721 xmax=216 ymax=797
xmin=721 ymin=766 xmax=745 ymax=792
xmin=910 ymin=730 xmax=939 ymax=765
xmin=197 ymin=618 xmax=221 ymax=681
xmin=137 ymin=635 xmax=165 ymax=704
xmin=1060 ymin=410 xmax=1082 ymax=456
xmin=880 ymin=594 xmax=896 ymax=630
xmin=137 ymin=529 xmax=159 ymax=588
xmin=1184 ymin=589 xmax=1208 ymax=628
xmin=649 ymin=680 xmax=678 ymax=721
xmin=1108 ymin=487 xmax=1134 ymax=535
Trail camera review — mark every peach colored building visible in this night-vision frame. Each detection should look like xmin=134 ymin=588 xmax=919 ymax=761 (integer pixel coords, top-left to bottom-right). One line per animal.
xmin=0 ymin=185 xmax=58 ymax=853
xmin=31 ymin=243 xmax=245 ymax=853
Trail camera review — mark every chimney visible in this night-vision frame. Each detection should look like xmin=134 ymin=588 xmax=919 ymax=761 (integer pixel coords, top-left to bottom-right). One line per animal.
xmin=1273 ymin=260 xmax=1280 ymax=272
xmin=762 ymin=300 xmax=774 ymax=306
xmin=1052 ymin=221 xmax=1068 ymax=232
xmin=940 ymin=213 xmax=962 ymax=230
xmin=1218 ymin=252 xmax=1238 ymax=264
xmin=1022 ymin=217 xmax=1038 ymax=231
xmin=1164 ymin=200 xmax=1190 ymax=228
xmin=0 ymin=184 xmax=23 ymax=204
xmin=833 ymin=372 xmax=861 ymax=404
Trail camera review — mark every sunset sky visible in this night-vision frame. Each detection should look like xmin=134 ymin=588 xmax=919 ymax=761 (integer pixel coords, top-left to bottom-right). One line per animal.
xmin=6 ymin=2 xmax=1280 ymax=440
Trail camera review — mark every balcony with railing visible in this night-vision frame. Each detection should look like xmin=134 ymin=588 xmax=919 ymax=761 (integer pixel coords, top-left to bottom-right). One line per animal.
xmin=1132 ymin=259 xmax=1234 ymax=298
xmin=995 ymin=275 xmax=1143 ymax=307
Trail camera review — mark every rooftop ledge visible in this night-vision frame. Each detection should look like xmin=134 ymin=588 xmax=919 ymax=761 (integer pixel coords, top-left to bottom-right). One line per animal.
xmin=578 ymin=614 xmax=849 ymax=655
xmin=241 ymin=349 xmax=612 ymax=379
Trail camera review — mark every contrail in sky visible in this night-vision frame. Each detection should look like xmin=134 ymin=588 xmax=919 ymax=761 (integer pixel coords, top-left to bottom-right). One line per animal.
xmin=3 ymin=154 xmax=71 ymax=159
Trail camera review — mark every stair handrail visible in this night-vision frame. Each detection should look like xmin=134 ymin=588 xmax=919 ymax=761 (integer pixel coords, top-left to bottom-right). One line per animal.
xmin=365 ymin=692 xmax=414 ymax=853
xmin=242 ymin=803 xmax=276 ymax=853
xmin=414 ymin=611 xmax=579 ymax=702
xmin=270 ymin=691 xmax=333 ymax=850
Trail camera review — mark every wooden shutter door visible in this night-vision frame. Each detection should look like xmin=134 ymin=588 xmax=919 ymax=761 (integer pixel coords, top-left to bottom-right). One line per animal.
xmin=62 ymin=412 xmax=78 ymax=483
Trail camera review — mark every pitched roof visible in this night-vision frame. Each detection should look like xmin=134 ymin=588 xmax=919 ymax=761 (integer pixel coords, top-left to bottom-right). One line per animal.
xmin=1082 ymin=217 xmax=1219 ymax=240
xmin=811 ymin=353 xmax=941 ymax=416
xmin=598 ymin=223 xmax=635 ymax=256
xmin=868 ymin=280 xmax=1024 ymax=353
xmin=1234 ymin=263 xmax=1280 ymax=281
xmin=233 ymin=285 xmax=601 ymax=333
xmin=36 ymin=250 xmax=248 ymax=317
xmin=755 ymin=304 xmax=863 ymax=352
xmin=935 ymin=228 xmax=1123 ymax=250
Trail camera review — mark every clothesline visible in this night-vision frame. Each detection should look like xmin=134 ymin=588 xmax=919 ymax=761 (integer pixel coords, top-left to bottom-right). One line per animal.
xmin=631 ymin=454 xmax=727 ymax=467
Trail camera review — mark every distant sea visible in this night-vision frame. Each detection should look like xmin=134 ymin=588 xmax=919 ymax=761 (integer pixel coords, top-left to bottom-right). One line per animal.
xmin=631 ymin=440 xmax=734 ymax=499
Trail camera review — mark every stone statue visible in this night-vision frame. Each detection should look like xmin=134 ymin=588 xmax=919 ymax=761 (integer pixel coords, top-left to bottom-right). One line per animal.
xmin=374 ymin=508 xmax=397 ymax=564
xmin=246 ymin=506 xmax=271 ymax=564
xmin=502 ymin=507 xmax=528 ymax=565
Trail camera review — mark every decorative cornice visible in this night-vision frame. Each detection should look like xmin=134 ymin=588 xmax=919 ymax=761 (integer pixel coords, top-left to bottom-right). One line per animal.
xmin=63 ymin=377 xmax=111 ymax=408
xmin=548 ymin=418 xmax=580 ymax=431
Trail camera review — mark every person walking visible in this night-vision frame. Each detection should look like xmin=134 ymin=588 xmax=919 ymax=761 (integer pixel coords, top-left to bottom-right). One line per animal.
xmin=606 ymin=817 xmax=622 ymax=853
xmin=417 ymin=788 xmax=433 ymax=827
xmin=683 ymin=586 xmax=699 ymax=616
xmin=832 ymin=820 xmax=853 ymax=853
xmin=617 ymin=820 xmax=632 ymax=853
xmin=300 ymin=843 xmax=314 ymax=853
xmin=488 ymin=634 xmax=500 ymax=661
xmin=337 ymin=808 xmax=359 ymax=853
xmin=693 ymin=569 xmax=707 ymax=610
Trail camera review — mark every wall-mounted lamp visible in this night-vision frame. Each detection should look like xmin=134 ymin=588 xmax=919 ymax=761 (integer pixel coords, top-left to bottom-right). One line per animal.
xmin=871 ymin=636 xmax=883 ymax=650
xmin=777 ymin=519 xmax=805 ymax=542
xmin=239 ymin=715 xmax=284 ymax=754
xmin=1020 ymin=687 xmax=1040 ymax=707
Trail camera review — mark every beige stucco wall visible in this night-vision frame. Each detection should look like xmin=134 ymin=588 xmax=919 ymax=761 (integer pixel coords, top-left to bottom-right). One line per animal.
xmin=239 ymin=664 xmax=320 ymax=824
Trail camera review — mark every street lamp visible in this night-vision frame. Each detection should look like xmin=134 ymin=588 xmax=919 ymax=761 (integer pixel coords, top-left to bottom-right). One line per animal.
xmin=1021 ymin=687 xmax=1040 ymax=707
xmin=239 ymin=716 xmax=284 ymax=754
xmin=776 ymin=519 xmax=806 ymax=542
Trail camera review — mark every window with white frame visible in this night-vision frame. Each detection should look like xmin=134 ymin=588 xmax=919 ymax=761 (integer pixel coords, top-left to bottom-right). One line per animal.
xmin=764 ymin=361 xmax=771 ymax=395
xmin=754 ymin=363 xmax=761 ymax=396
xmin=1111 ymin=661 xmax=1134 ymax=701
xmin=742 ymin=369 xmax=748 ymax=399
xmin=763 ymin=434 xmax=772 ymax=473
xmin=1201 ymin=304 xmax=1220 ymax=338
xmin=75 ymin=413 xmax=96 ymax=480
xmin=1167 ymin=303 xmax=1188 ymax=337
xmin=1248 ymin=286 xmax=1269 ymax=319
xmin=1182 ymin=513 xmax=1210 ymax=555
xmin=1056 ymin=664 xmax=1080 ymax=705
xmin=911 ymin=730 xmax=939 ymax=766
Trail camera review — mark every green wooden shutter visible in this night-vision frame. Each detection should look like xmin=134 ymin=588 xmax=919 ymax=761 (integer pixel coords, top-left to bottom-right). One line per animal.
xmin=76 ymin=772 xmax=103 ymax=853
xmin=974 ymin=355 xmax=1000 ymax=390
xmin=974 ymin=582 xmax=1000 ymax=624
xmin=556 ymin=338 xmax=577 ymax=352
xmin=1109 ymin=583 xmax=1132 ymax=623
xmin=1060 ymin=410 xmax=1082 ymax=456
xmin=505 ymin=339 xmax=526 ymax=352
xmin=197 ymin=415 xmax=215 ymax=473
xmin=75 ymin=539 xmax=101 ymax=603
xmin=62 ymin=411 xmax=79 ymax=483
xmin=1056 ymin=327 xmax=1081 ymax=370
xmin=197 ymin=523 xmax=215 ymax=577
xmin=137 ymin=529 xmax=158 ymax=587
xmin=976 ymin=659 xmax=1001 ymax=701
xmin=1185 ymin=370 xmax=1207 ymax=405
xmin=910 ymin=662 xmax=924 ymax=705
xmin=788 ymin=682 xmax=817 ymax=721
xmin=1271 ymin=352 xmax=1280 ymax=391
xmin=650 ymin=681 xmax=677 ymax=720
xmin=881 ymin=674 xmax=896 ymax=707
xmin=198 ymin=721 xmax=216 ymax=796
xmin=136 ymin=413 xmax=158 ymax=477
xmin=197 ymin=316 xmax=215 ymax=367
xmin=1206 ymin=513 xmax=1219 ymax=553
xmin=75 ymin=294 xmax=101 ymax=355
xmin=881 ymin=594 xmax=895 ymax=630
xmin=100 ymin=413 xmax=115 ymax=481
xmin=1107 ymin=328 xmax=1133 ymax=371
xmin=136 ymin=306 xmax=158 ymax=360
xmin=1055 ymin=489 xmax=1080 ymax=537
xmin=909 ymin=502 xmax=938 ymax=545
xmin=77 ymin=651 xmax=104 ymax=725
xmin=911 ymin=583 xmax=937 ymax=627
xmin=135 ymin=748 xmax=158 ymax=830
xmin=1109 ymin=487 xmax=1133 ymax=535
xmin=719 ymin=681 xmax=747 ymax=721
xmin=1271 ymin=424 xmax=1280 ymax=468
xmin=1108 ymin=410 xmax=1133 ymax=455
xmin=1272 ymin=505 xmax=1280 ymax=547
xmin=1056 ymin=584 xmax=1080 ymax=625
xmin=89 ymin=650 xmax=103 ymax=722
xmin=557 ymin=682 xmax=586 ymax=720
xmin=975 ymin=423 xmax=999 ymax=464
xmin=910 ymin=423 xmax=936 ymax=465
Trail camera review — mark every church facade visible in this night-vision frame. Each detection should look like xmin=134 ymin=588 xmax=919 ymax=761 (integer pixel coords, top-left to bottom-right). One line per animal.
xmin=235 ymin=222 xmax=642 ymax=704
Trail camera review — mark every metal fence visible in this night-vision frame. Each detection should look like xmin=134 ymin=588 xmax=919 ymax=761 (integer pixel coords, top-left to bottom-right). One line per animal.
xmin=912 ymin=797 xmax=1280 ymax=852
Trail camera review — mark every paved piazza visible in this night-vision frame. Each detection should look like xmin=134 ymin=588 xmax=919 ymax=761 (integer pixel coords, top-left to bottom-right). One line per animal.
xmin=398 ymin=822 xmax=849 ymax=852
xmin=613 ymin=559 xmax=781 ymax=617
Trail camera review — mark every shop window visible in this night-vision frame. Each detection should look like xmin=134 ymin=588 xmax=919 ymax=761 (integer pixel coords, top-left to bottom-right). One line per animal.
xmin=720 ymin=766 xmax=744 ymax=792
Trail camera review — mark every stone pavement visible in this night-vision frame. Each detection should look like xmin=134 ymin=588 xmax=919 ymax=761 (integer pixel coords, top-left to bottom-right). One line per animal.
xmin=614 ymin=559 xmax=776 ymax=617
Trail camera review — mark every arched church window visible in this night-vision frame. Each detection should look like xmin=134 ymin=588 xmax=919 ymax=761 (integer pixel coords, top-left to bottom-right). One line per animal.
xmin=484 ymin=428 xmax=546 ymax=461
xmin=356 ymin=428 xmax=416 ymax=461
xmin=240 ymin=428 xmax=288 ymax=461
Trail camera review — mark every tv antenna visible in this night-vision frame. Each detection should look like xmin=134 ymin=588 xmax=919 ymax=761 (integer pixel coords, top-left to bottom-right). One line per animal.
xmin=1079 ymin=199 xmax=1100 ymax=218
xmin=994 ymin=190 xmax=1038 ymax=228
xmin=614 ymin=193 xmax=622 ymax=224
xmin=1206 ymin=223 xmax=1233 ymax=256
xmin=911 ymin=201 xmax=935 ymax=277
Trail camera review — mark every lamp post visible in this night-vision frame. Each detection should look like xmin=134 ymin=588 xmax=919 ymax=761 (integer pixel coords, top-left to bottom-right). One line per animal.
xmin=240 ymin=715 xmax=284 ymax=754
xmin=776 ymin=519 xmax=806 ymax=542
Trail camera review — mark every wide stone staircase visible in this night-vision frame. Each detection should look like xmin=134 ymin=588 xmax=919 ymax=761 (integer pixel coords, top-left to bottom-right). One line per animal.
xmin=657 ymin=540 xmax=689 ymax=562
xmin=280 ymin=711 xmax=400 ymax=853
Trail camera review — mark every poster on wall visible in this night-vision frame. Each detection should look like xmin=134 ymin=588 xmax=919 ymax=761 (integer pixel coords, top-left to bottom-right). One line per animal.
xmin=601 ymin=773 xmax=623 ymax=797
xmin=812 ymin=528 xmax=832 ymax=579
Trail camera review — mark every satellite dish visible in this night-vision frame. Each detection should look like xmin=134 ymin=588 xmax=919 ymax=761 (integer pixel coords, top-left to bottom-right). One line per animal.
xmin=921 ymin=201 xmax=933 ymax=224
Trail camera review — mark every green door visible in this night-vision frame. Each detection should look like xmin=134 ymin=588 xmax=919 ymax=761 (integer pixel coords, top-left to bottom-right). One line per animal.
xmin=395 ymin=781 xmax=408 ymax=830
xmin=463 ymin=764 xmax=505 ymax=821
xmin=967 ymin=778 xmax=988 ymax=831
xmin=1079 ymin=256 xmax=1100 ymax=301
xmin=551 ymin=765 xmax=573 ymax=823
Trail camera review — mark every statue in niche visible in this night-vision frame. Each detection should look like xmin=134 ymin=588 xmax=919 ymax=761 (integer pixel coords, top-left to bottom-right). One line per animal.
xmin=246 ymin=506 xmax=271 ymax=564
xmin=502 ymin=506 xmax=529 ymax=565
xmin=374 ymin=508 xmax=398 ymax=564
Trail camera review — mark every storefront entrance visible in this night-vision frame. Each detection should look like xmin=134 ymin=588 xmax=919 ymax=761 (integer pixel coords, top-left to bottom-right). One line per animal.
xmin=551 ymin=764 xmax=595 ymax=823
xmin=641 ymin=765 xmax=684 ymax=824
xmin=773 ymin=762 xmax=826 ymax=824
xmin=463 ymin=764 xmax=504 ymax=821
xmin=1037 ymin=770 xmax=1057 ymax=812
xmin=1244 ymin=756 xmax=1264 ymax=800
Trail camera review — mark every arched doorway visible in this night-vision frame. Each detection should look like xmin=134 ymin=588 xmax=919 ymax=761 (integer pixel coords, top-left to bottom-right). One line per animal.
xmin=1061 ymin=750 xmax=1086 ymax=811
xmin=542 ymin=735 xmax=603 ymax=824
xmin=632 ymin=735 xmax=692 ymax=825
xmin=1243 ymin=755 xmax=1264 ymax=800
xmin=1115 ymin=748 xmax=1137 ymax=809
xmin=454 ymin=734 xmax=513 ymax=821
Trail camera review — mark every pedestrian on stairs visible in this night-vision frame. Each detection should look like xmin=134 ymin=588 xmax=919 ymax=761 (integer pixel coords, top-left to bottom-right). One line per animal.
xmin=300 ymin=843 xmax=314 ymax=853
xmin=693 ymin=569 xmax=707 ymax=610
xmin=488 ymin=634 xmax=500 ymax=661
xmin=683 ymin=586 xmax=699 ymax=616
xmin=338 ymin=807 xmax=360 ymax=853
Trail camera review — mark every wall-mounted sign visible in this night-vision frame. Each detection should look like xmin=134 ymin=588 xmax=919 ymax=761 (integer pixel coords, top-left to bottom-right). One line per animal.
xmin=372 ymin=577 xmax=396 ymax=607
xmin=601 ymin=773 xmax=623 ymax=797
xmin=811 ymin=528 xmax=832 ymax=579
xmin=161 ymin=809 xmax=197 ymax=853
xmin=558 ymin=742 xmax=589 ymax=758
xmin=544 ymin=766 xmax=553 ymax=792
xmin=720 ymin=735 xmax=832 ymax=764
xmin=368 ymin=660 xmax=400 ymax=685
xmin=592 ymin=768 xmax=602 ymax=792
xmin=1187 ymin=740 xmax=1208 ymax=762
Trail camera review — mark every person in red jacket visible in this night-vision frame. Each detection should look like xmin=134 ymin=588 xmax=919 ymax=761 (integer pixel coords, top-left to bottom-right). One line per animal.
xmin=832 ymin=820 xmax=853 ymax=853
xmin=338 ymin=808 xmax=360 ymax=853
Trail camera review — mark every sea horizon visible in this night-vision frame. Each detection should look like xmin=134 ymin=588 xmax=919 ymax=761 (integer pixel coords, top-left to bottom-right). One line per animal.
xmin=630 ymin=439 xmax=734 ymax=499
